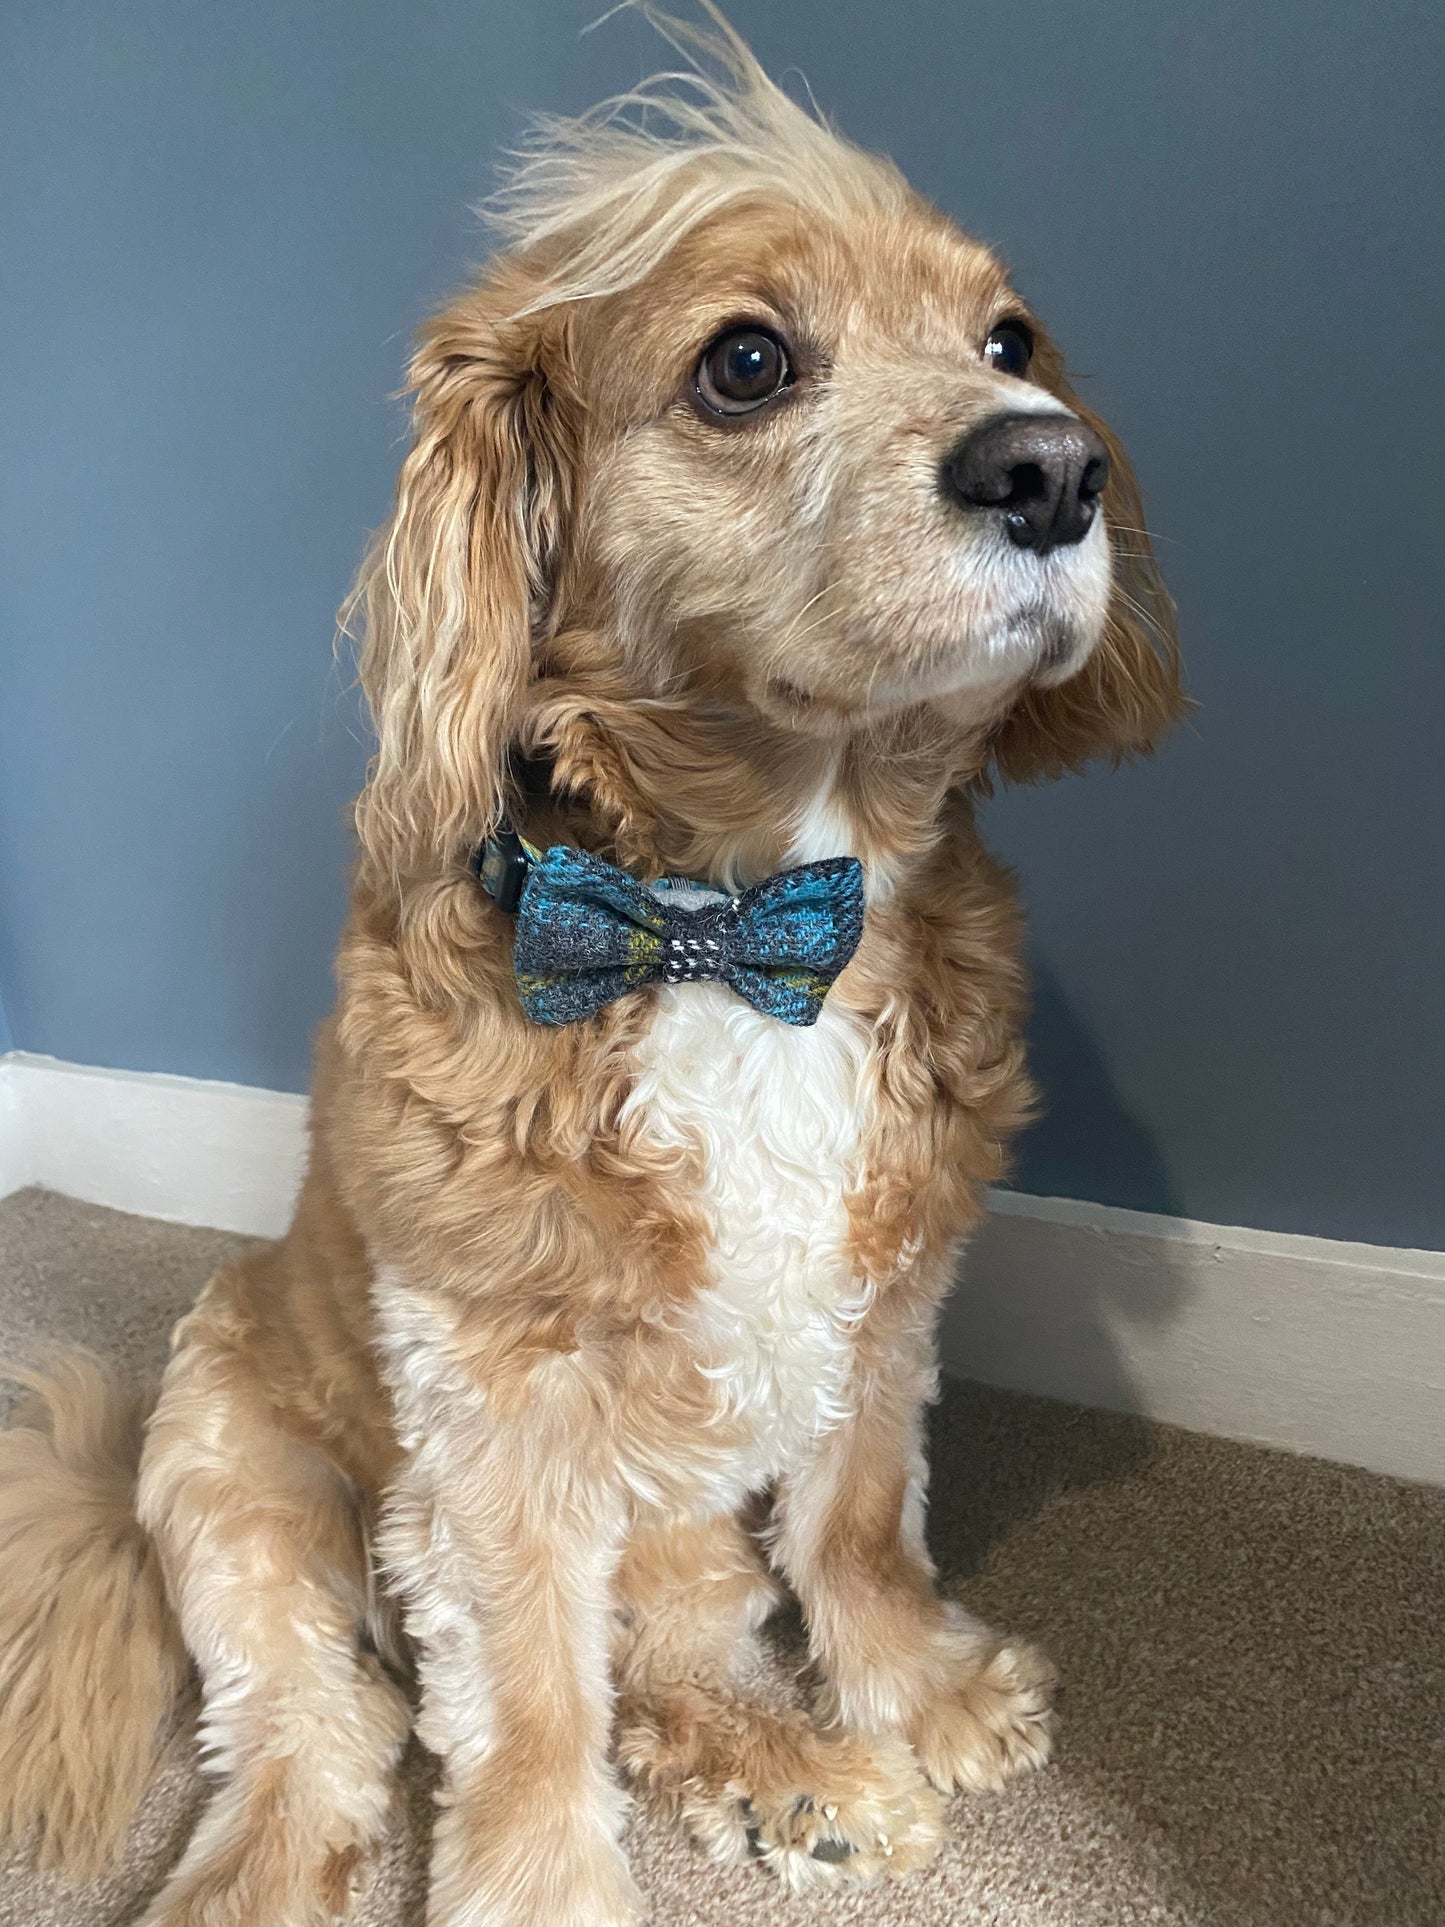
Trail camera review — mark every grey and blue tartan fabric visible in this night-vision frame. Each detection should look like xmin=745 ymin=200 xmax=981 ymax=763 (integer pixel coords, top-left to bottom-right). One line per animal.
xmin=509 ymin=844 xmax=865 ymax=1027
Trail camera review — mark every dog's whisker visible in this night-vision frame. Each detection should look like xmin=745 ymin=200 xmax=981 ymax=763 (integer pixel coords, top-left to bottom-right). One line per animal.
xmin=1108 ymin=523 xmax=1178 ymax=545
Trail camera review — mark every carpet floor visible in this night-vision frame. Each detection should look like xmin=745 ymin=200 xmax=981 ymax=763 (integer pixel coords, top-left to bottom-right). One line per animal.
xmin=0 ymin=1185 xmax=1441 ymax=1927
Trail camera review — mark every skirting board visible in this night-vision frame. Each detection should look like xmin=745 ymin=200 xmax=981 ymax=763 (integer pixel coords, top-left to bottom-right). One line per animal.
xmin=0 ymin=1052 xmax=307 ymax=1240
xmin=950 ymin=1193 xmax=1443 ymax=1487
xmin=2 ymin=1050 xmax=1442 ymax=1484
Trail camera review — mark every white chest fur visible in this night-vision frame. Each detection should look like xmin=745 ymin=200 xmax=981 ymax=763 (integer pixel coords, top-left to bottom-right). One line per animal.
xmin=619 ymin=981 xmax=877 ymax=1490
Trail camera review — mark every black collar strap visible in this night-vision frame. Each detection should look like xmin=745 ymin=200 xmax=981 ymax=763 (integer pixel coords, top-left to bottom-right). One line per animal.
xmin=468 ymin=816 xmax=543 ymax=915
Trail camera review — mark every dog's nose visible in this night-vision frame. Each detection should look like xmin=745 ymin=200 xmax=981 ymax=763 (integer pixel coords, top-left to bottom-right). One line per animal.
xmin=942 ymin=413 xmax=1110 ymax=554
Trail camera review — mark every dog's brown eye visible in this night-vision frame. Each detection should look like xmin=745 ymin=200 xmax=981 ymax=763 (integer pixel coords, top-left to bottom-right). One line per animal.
xmin=695 ymin=326 xmax=791 ymax=417
xmin=984 ymin=320 xmax=1034 ymax=379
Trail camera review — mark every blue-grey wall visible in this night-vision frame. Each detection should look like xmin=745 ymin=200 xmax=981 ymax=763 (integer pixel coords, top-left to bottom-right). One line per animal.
xmin=2 ymin=2 xmax=1441 ymax=1248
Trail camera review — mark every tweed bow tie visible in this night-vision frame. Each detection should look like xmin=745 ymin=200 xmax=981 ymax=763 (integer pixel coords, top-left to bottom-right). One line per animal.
xmin=472 ymin=829 xmax=864 ymax=1028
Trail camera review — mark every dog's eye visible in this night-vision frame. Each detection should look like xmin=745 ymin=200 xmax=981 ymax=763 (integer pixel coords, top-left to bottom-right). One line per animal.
xmin=984 ymin=320 xmax=1035 ymax=379
xmin=695 ymin=326 xmax=792 ymax=417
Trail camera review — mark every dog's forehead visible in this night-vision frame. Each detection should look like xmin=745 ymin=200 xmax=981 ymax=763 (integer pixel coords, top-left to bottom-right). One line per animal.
xmin=776 ymin=205 xmax=1012 ymax=348
xmin=590 ymin=195 xmax=1019 ymax=390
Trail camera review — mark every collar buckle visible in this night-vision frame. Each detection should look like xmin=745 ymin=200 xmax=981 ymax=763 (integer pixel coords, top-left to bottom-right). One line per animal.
xmin=470 ymin=819 xmax=534 ymax=915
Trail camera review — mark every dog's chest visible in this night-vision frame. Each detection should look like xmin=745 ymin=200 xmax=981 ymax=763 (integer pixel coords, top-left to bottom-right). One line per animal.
xmin=621 ymin=983 xmax=876 ymax=1485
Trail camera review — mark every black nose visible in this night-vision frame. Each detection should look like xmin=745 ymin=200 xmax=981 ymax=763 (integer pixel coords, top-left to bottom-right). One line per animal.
xmin=942 ymin=413 xmax=1110 ymax=554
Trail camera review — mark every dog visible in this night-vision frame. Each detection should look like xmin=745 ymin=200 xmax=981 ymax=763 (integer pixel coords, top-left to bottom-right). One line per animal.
xmin=0 ymin=12 xmax=1180 ymax=1923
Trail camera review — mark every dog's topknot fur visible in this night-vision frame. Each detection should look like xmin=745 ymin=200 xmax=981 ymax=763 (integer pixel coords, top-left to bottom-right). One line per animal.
xmin=487 ymin=4 xmax=908 ymax=313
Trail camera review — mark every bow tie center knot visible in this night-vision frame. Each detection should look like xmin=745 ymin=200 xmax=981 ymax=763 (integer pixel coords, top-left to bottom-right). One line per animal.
xmin=660 ymin=909 xmax=732 ymax=985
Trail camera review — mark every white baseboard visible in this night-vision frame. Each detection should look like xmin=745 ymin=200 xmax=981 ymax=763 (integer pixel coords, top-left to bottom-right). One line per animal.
xmin=2 ymin=1051 xmax=1441 ymax=1484
xmin=943 ymin=1191 xmax=1444 ymax=1488
xmin=0 ymin=1052 xmax=307 ymax=1238
xmin=0 ymin=1058 xmax=32 ymax=1202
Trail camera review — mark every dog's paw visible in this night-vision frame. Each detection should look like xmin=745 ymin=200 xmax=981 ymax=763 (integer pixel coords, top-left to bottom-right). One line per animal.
xmin=907 ymin=1634 xmax=1058 ymax=1794
xmin=685 ymin=1730 xmax=945 ymax=1892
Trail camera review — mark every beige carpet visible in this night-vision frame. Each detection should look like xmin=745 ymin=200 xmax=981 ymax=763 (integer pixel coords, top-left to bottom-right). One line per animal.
xmin=0 ymin=1185 xmax=1441 ymax=1927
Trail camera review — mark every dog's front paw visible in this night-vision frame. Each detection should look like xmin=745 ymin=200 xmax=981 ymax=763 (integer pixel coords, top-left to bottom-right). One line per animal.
xmin=621 ymin=1692 xmax=944 ymax=1892
xmin=907 ymin=1632 xmax=1058 ymax=1794
xmin=737 ymin=1732 xmax=946 ymax=1892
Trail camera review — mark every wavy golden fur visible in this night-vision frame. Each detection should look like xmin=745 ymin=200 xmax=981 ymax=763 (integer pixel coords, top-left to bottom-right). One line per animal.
xmin=0 ymin=11 xmax=1180 ymax=1923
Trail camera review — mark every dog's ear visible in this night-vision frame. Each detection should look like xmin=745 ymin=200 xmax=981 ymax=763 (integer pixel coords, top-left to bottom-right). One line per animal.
xmin=985 ymin=381 xmax=1184 ymax=786
xmin=351 ymin=287 xmax=577 ymax=876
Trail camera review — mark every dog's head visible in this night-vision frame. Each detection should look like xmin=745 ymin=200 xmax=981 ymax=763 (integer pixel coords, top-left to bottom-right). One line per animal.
xmin=353 ymin=12 xmax=1181 ymax=877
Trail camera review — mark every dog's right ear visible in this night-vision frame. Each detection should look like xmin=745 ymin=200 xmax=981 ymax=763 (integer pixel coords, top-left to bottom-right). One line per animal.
xmin=350 ymin=285 xmax=577 ymax=879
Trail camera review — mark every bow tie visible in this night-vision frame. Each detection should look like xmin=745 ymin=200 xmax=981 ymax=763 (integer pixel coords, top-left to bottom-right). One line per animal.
xmin=471 ymin=824 xmax=864 ymax=1028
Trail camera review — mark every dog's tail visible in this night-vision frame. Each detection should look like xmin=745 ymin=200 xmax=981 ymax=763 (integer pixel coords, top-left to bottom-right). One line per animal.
xmin=0 ymin=1350 xmax=188 ymax=1877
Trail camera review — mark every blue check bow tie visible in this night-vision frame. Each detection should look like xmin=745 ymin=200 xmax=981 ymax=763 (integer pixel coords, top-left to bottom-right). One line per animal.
xmin=471 ymin=825 xmax=864 ymax=1028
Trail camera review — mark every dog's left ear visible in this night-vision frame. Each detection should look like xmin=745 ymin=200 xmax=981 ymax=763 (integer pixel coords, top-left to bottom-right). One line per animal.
xmin=985 ymin=377 xmax=1184 ymax=785
xmin=350 ymin=283 xmax=578 ymax=878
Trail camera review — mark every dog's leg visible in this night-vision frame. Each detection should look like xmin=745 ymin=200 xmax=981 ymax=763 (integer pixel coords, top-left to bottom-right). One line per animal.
xmin=614 ymin=1507 xmax=944 ymax=1890
xmin=134 ymin=1327 xmax=411 ymax=1927
xmin=772 ymin=1300 xmax=1057 ymax=1796
xmin=375 ymin=1282 xmax=640 ymax=1927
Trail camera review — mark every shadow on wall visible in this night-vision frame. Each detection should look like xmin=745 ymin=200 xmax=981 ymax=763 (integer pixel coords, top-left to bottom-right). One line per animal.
xmin=938 ymin=960 xmax=1199 ymax=1556
xmin=202 ymin=671 xmax=371 ymax=1093
xmin=1019 ymin=959 xmax=1185 ymax=1221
